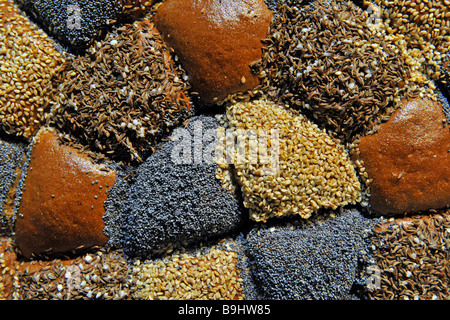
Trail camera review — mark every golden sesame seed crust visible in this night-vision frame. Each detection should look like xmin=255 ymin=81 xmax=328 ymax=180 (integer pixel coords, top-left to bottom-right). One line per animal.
xmin=130 ymin=246 xmax=245 ymax=300
xmin=370 ymin=0 xmax=450 ymax=81
xmin=220 ymin=99 xmax=362 ymax=222
xmin=0 ymin=0 xmax=66 ymax=139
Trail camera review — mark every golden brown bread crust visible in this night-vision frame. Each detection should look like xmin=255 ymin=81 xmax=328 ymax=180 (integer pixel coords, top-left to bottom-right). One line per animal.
xmin=14 ymin=129 xmax=116 ymax=259
xmin=358 ymin=98 xmax=450 ymax=215
xmin=154 ymin=0 xmax=273 ymax=104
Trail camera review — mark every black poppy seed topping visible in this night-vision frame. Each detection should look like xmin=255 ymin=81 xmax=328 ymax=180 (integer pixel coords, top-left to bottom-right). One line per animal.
xmin=0 ymin=138 xmax=26 ymax=235
xmin=15 ymin=0 xmax=123 ymax=52
xmin=104 ymin=115 xmax=244 ymax=258
xmin=245 ymin=209 xmax=379 ymax=300
xmin=439 ymin=54 xmax=450 ymax=104
xmin=436 ymin=88 xmax=450 ymax=123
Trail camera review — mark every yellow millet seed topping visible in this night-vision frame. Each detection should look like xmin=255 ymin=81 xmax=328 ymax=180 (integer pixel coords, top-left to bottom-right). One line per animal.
xmin=221 ymin=99 xmax=362 ymax=222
